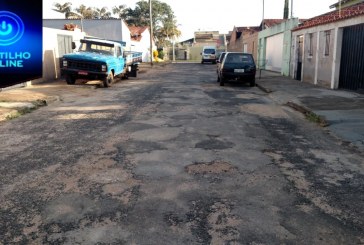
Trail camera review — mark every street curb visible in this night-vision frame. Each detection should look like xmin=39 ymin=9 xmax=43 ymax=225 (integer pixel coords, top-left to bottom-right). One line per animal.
xmin=256 ymin=83 xmax=273 ymax=93
xmin=286 ymin=101 xmax=329 ymax=127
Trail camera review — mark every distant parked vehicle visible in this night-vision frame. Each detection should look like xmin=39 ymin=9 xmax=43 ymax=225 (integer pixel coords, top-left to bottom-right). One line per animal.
xmin=201 ymin=46 xmax=217 ymax=64
xmin=217 ymin=52 xmax=256 ymax=87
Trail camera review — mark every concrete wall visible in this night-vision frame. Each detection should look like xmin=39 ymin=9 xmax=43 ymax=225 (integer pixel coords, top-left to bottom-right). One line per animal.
xmin=41 ymin=27 xmax=85 ymax=83
xmin=258 ymin=18 xmax=300 ymax=75
xmin=291 ymin=16 xmax=364 ymax=89
xmin=266 ymin=33 xmax=284 ymax=72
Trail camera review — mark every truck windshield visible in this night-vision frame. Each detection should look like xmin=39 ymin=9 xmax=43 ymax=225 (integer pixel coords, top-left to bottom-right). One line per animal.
xmin=79 ymin=42 xmax=115 ymax=55
xmin=204 ymin=49 xmax=215 ymax=54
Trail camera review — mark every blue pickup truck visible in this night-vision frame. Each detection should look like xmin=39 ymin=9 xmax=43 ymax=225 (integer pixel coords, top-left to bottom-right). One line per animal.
xmin=61 ymin=38 xmax=142 ymax=87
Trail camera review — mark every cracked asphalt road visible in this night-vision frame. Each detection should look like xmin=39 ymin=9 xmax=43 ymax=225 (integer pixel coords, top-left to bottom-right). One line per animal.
xmin=1 ymin=63 xmax=364 ymax=244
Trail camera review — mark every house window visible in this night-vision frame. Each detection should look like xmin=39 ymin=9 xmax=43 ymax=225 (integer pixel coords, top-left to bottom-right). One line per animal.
xmin=308 ymin=33 xmax=313 ymax=57
xmin=324 ymin=30 xmax=331 ymax=56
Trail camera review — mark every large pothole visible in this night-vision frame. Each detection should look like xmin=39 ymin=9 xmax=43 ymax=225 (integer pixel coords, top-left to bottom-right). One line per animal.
xmin=185 ymin=161 xmax=237 ymax=175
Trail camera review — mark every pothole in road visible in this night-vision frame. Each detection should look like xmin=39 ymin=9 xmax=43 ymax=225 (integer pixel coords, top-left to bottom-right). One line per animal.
xmin=185 ymin=161 xmax=237 ymax=175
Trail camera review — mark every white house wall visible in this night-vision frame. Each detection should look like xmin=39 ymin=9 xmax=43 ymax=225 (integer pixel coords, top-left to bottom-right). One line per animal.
xmin=265 ymin=33 xmax=284 ymax=72
xmin=291 ymin=15 xmax=364 ymax=89
xmin=42 ymin=27 xmax=85 ymax=82
xmin=130 ymin=29 xmax=155 ymax=63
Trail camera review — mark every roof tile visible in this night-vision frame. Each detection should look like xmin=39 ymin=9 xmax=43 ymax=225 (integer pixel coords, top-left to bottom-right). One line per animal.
xmin=294 ymin=2 xmax=364 ymax=31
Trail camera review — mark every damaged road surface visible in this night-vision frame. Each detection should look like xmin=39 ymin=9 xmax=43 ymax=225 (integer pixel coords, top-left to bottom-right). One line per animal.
xmin=1 ymin=63 xmax=364 ymax=244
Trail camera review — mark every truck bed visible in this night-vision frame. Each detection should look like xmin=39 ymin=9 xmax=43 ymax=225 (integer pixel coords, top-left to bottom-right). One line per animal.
xmin=124 ymin=51 xmax=143 ymax=65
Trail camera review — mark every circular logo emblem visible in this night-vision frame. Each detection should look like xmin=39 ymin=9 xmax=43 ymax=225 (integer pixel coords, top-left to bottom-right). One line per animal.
xmin=0 ymin=11 xmax=25 ymax=46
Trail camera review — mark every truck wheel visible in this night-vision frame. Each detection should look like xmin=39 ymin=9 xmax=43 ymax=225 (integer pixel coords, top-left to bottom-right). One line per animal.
xmin=66 ymin=75 xmax=75 ymax=85
xmin=103 ymin=72 xmax=114 ymax=87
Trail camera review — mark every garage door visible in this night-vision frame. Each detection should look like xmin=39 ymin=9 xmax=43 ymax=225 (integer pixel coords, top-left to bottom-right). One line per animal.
xmin=339 ymin=23 xmax=364 ymax=90
xmin=265 ymin=33 xmax=284 ymax=72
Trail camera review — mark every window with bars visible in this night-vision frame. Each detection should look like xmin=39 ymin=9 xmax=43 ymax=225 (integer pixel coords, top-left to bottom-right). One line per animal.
xmin=324 ymin=30 xmax=331 ymax=56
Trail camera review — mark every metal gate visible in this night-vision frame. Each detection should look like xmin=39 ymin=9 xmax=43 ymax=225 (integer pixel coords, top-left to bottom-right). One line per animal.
xmin=339 ymin=24 xmax=364 ymax=90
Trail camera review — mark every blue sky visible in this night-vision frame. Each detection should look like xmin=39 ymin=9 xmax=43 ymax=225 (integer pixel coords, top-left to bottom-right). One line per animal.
xmin=43 ymin=0 xmax=336 ymax=40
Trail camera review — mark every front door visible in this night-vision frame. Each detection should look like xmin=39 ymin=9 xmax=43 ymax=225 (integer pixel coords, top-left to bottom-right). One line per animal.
xmin=296 ymin=35 xmax=303 ymax=81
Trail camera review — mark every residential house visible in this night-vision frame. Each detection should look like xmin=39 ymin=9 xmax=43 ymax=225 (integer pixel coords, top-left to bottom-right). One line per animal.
xmin=43 ymin=19 xmax=131 ymax=47
xmin=193 ymin=31 xmax=221 ymax=47
xmin=180 ymin=31 xmax=227 ymax=61
xmin=39 ymin=27 xmax=85 ymax=83
xmin=227 ymin=26 xmax=260 ymax=61
xmin=258 ymin=18 xmax=301 ymax=75
xmin=290 ymin=1 xmax=364 ymax=90
xmin=128 ymin=26 xmax=155 ymax=62
xmin=330 ymin=0 xmax=364 ymax=9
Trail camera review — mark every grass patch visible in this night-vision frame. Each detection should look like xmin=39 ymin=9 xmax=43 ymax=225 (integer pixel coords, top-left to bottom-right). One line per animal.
xmin=5 ymin=107 xmax=36 ymax=120
xmin=305 ymin=111 xmax=328 ymax=127
xmin=4 ymin=100 xmax=47 ymax=120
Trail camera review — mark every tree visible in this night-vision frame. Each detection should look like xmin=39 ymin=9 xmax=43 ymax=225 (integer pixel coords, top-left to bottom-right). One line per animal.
xmin=75 ymin=4 xmax=94 ymax=19
xmin=52 ymin=2 xmax=72 ymax=18
xmin=119 ymin=0 xmax=180 ymax=47
xmin=112 ymin=5 xmax=127 ymax=18
xmin=94 ymin=7 xmax=112 ymax=19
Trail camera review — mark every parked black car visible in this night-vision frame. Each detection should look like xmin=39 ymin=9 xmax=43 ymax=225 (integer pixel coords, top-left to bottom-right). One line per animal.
xmin=217 ymin=52 xmax=256 ymax=87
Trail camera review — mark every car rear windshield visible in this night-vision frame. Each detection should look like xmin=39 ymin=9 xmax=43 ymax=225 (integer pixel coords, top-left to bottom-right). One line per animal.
xmin=225 ymin=53 xmax=254 ymax=64
xmin=204 ymin=49 xmax=215 ymax=54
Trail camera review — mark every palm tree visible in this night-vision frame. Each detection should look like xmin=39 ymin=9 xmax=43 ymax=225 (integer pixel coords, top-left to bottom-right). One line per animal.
xmin=94 ymin=7 xmax=112 ymax=19
xmin=75 ymin=4 xmax=94 ymax=19
xmin=52 ymin=2 xmax=72 ymax=18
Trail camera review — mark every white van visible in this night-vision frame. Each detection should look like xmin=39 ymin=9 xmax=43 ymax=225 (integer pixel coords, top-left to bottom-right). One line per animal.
xmin=201 ymin=46 xmax=217 ymax=64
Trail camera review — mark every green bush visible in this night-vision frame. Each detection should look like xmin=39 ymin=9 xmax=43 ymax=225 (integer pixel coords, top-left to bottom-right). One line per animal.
xmin=158 ymin=50 xmax=164 ymax=59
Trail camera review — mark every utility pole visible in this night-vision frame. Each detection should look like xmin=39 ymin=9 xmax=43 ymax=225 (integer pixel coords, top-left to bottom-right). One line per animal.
xmin=149 ymin=0 xmax=153 ymax=66
xmin=284 ymin=0 xmax=289 ymax=19
xmin=262 ymin=0 xmax=265 ymax=30
xmin=291 ymin=0 xmax=293 ymax=18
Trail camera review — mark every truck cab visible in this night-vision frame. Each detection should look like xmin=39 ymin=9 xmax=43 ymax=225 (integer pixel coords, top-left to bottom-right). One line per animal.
xmin=61 ymin=38 xmax=141 ymax=87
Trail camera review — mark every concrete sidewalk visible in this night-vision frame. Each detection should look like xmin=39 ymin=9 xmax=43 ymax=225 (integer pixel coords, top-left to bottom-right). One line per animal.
xmin=256 ymin=70 xmax=364 ymax=151
xmin=0 ymin=80 xmax=97 ymax=121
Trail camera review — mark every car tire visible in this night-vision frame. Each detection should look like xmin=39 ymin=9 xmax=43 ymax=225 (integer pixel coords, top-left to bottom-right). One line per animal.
xmin=250 ymin=79 xmax=256 ymax=87
xmin=103 ymin=72 xmax=114 ymax=87
xmin=220 ymin=79 xmax=225 ymax=86
xmin=66 ymin=75 xmax=76 ymax=85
